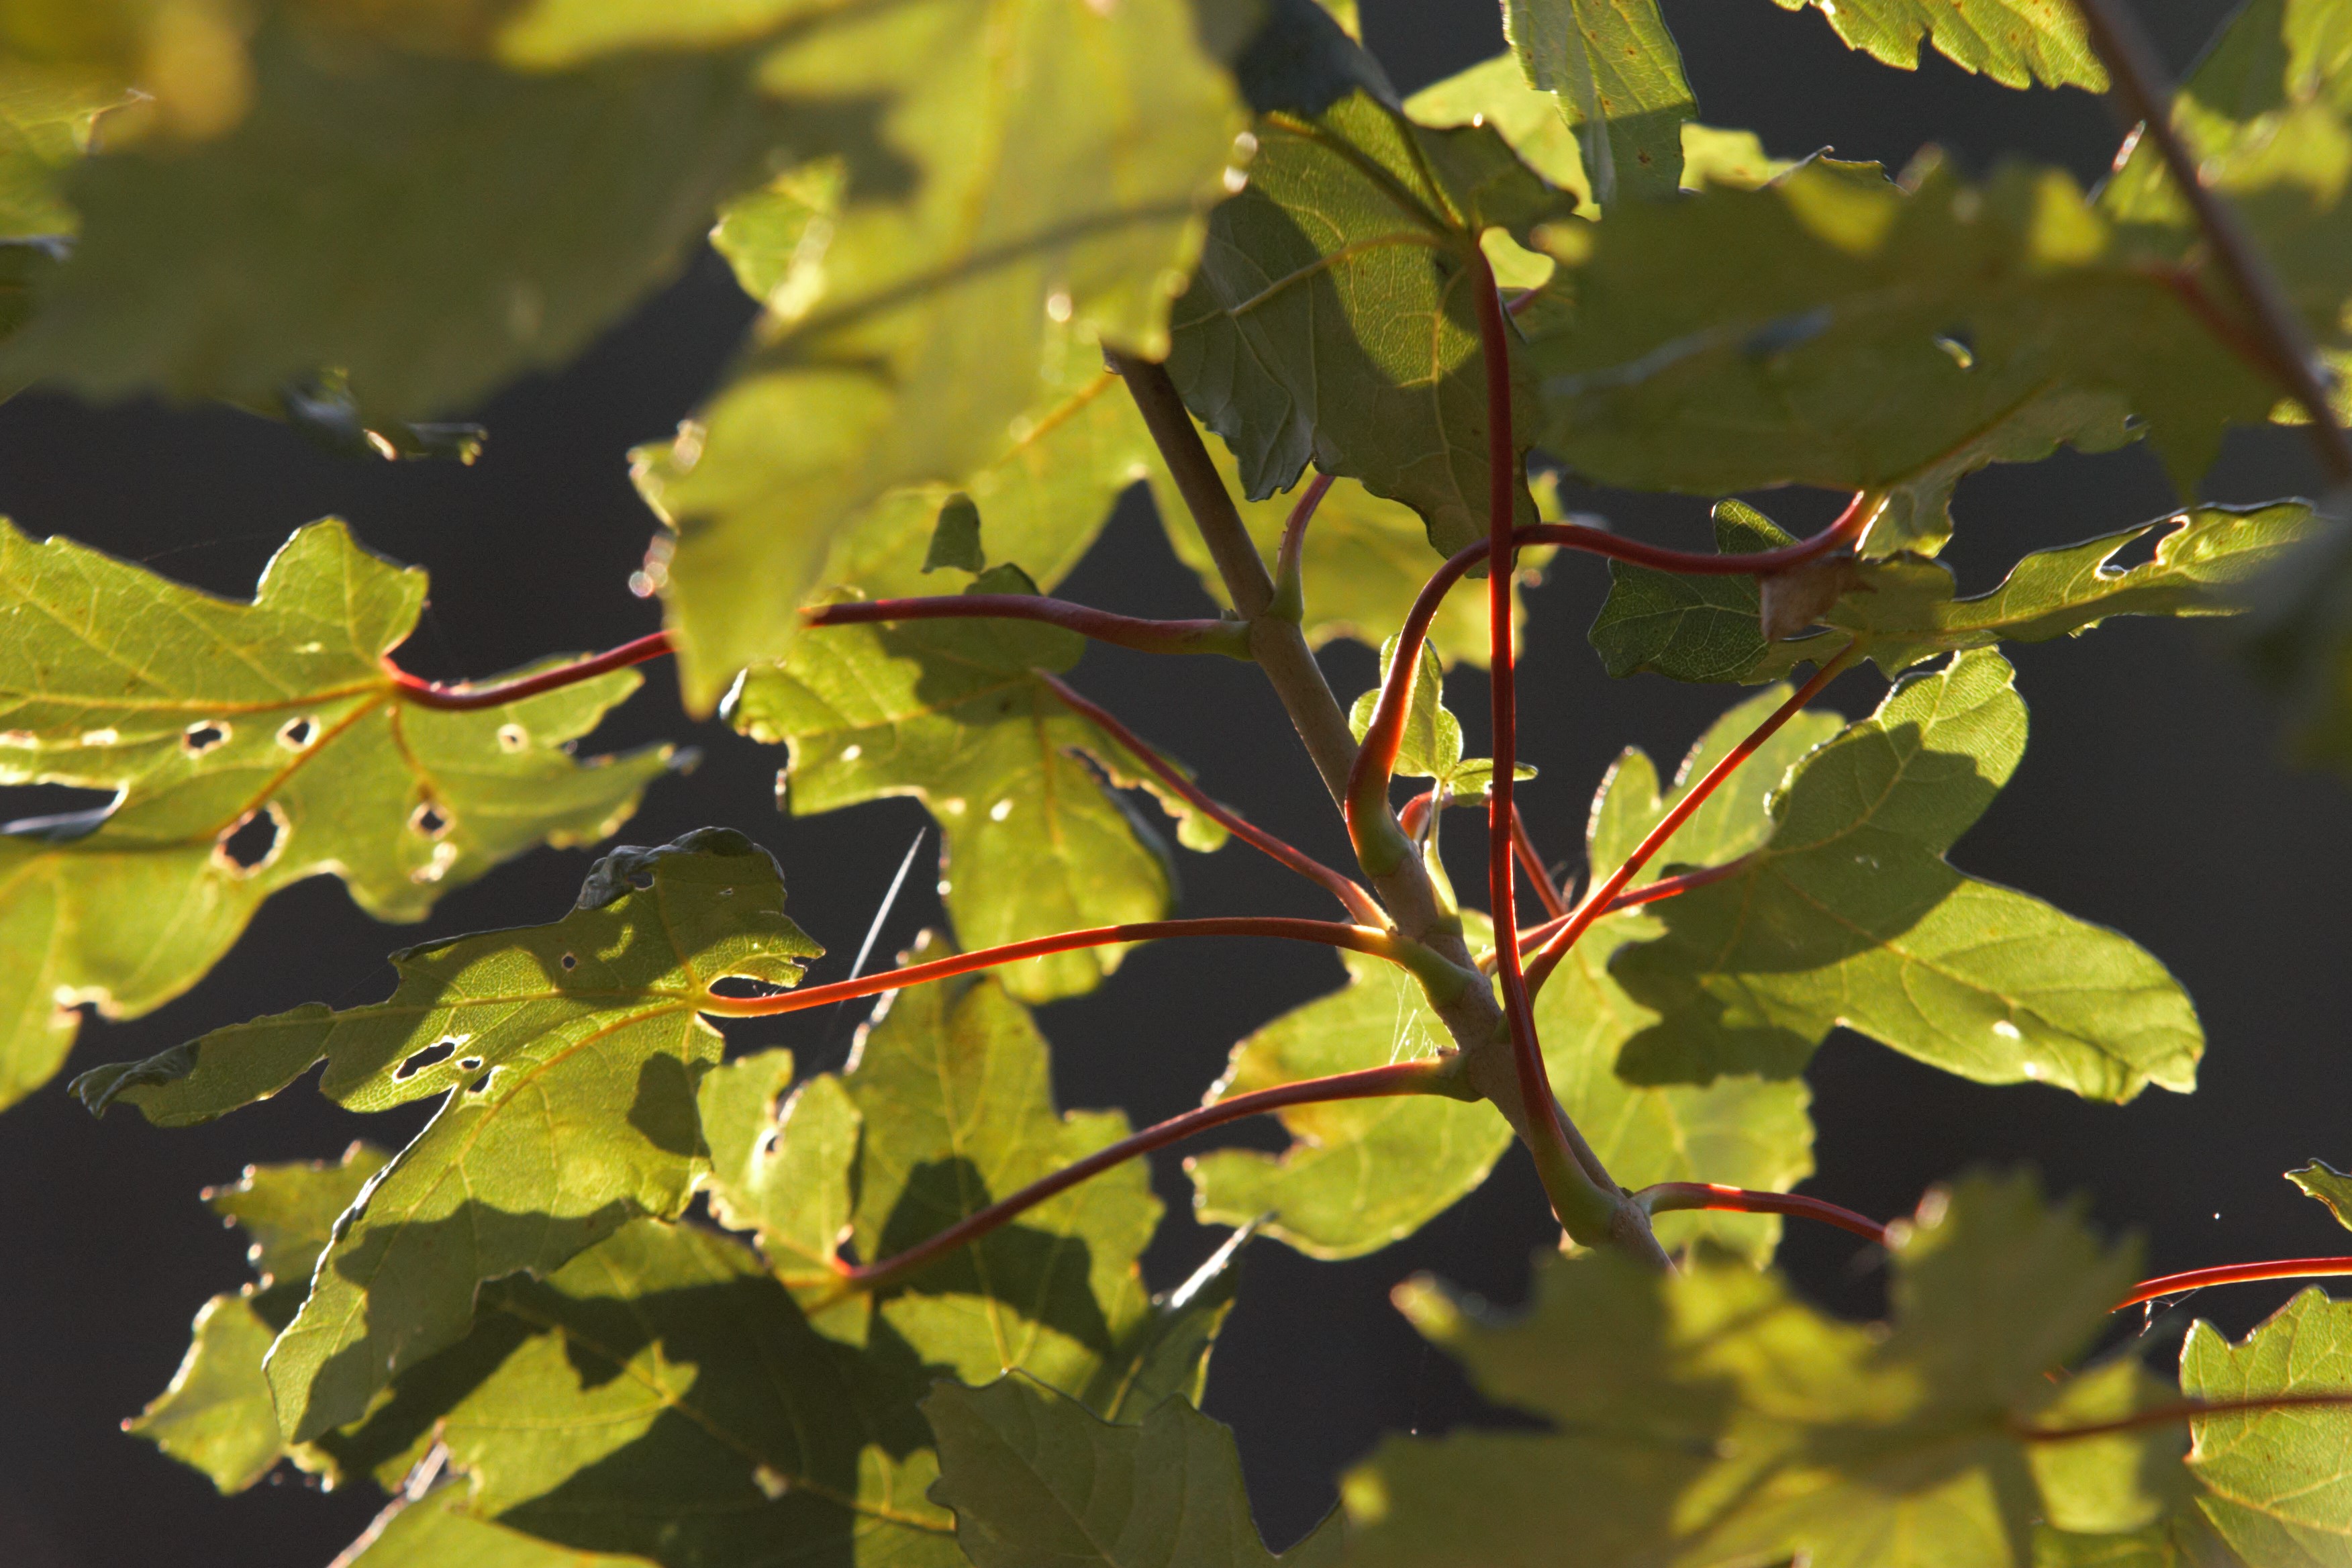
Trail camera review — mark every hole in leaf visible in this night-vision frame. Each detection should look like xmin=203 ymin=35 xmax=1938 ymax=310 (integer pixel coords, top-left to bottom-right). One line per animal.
xmin=181 ymin=720 xmax=231 ymax=756
xmin=277 ymin=716 xmax=316 ymax=750
xmin=456 ymin=1056 xmax=483 ymax=1072
xmin=560 ymin=952 xmax=577 ymax=971
xmin=2101 ymin=520 xmax=2174 ymax=574
xmin=755 ymin=1129 xmax=781 ymax=1161
xmin=497 ymin=723 xmax=528 ymax=752
xmin=213 ymin=805 xmax=284 ymax=873
xmin=395 ymin=1039 xmax=457 ymax=1080
xmin=469 ymin=1071 xmax=493 ymax=1094
xmin=1 ymin=784 xmax=116 ymax=841
xmin=409 ymin=801 xmax=451 ymax=839
xmin=708 ymin=975 xmax=789 ymax=1000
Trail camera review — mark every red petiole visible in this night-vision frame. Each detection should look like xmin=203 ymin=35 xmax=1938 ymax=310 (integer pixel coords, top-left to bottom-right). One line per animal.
xmin=804 ymin=594 xmax=1252 ymax=658
xmin=823 ymin=1058 xmax=1463 ymax=1296
xmin=2115 ymin=1256 xmax=2352 ymax=1311
xmin=385 ymin=630 xmax=677 ymax=711
xmin=1036 ymin=671 xmax=1386 ymax=926
xmin=1635 ymin=1181 xmax=1891 ymax=1246
xmin=1509 ymin=803 xmax=1569 ymax=920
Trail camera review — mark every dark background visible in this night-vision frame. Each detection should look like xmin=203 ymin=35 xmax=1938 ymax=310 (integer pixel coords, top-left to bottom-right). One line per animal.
xmin=1 ymin=1 xmax=2339 ymax=1561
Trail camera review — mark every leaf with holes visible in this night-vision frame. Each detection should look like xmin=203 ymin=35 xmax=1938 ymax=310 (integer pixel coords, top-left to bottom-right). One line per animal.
xmin=630 ymin=0 xmax=1248 ymax=708
xmin=1169 ymin=7 xmax=1574 ymax=560
xmin=1191 ymin=682 xmax=1830 ymax=1262
xmin=2182 ymin=1287 xmax=2352 ymax=1566
xmin=924 ymin=1375 xmax=1338 ymax=1568
xmin=1342 ymin=1172 xmax=2158 ymax=1568
xmin=1148 ymin=431 xmax=1554 ymax=668
xmin=1610 ymin=650 xmax=2203 ymax=1101
xmin=283 ymin=964 xmax=1236 ymax=1565
xmin=0 ymin=519 xmax=671 ymax=1108
xmin=730 ymin=600 xmax=1226 ymax=1003
xmin=71 ymin=829 xmax=820 ymax=1442
xmin=1770 ymin=0 xmax=2106 ymax=91
xmin=126 ymin=1143 xmax=391 ymax=1491
xmin=1524 ymin=154 xmax=2271 ymax=550
xmin=1502 ymin=0 xmax=1694 ymax=205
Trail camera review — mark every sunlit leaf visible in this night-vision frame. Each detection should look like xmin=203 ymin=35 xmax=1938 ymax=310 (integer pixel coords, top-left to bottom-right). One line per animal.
xmin=75 ymin=828 xmax=821 ymax=1442
xmin=344 ymin=1489 xmax=656 ymax=1566
xmin=729 ymin=605 xmax=1225 ymax=1003
xmin=2183 ymin=1287 xmax=2352 ymax=1566
xmin=1502 ymin=0 xmax=1693 ymax=204
xmin=1169 ymin=8 xmax=1573 ymax=560
xmin=634 ymin=0 xmax=1247 ymax=708
xmin=1769 ymin=0 xmax=2106 ymax=91
xmin=925 ymin=1375 xmax=1338 ymax=1568
xmin=1610 ymin=650 xmax=2202 ymax=1100
xmin=1343 ymin=1172 xmax=2155 ymax=1568
xmin=0 ymin=520 xmax=671 ymax=1108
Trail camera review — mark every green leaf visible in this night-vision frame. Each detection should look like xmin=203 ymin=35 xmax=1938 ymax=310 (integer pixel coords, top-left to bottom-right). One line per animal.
xmin=1593 ymin=501 xmax=2319 ymax=686
xmin=1502 ymin=0 xmax=1694 ymax=204
xmin=1586 ymin=499 xmax=1792 ymax=683
xmin=343 ymin=1490 xmax=656 ymax=1566
xmin=0 ymin=19 xmax=791 ymax=423
xmin=1753 ymin=503 xmax=2321 ymax=679
xmin=729 ymin=605 xmax=1224 ymax=1003
xmin=0 ymin=519 xmax=671 ymax=1109
xmin=1769 ymin=0 xmax=2107 ymax=91
xmin=1405 ymin=53 xmax=1592 ymax=215
xmin=2290 ymin=1159 xmax=2352 ymax=1231
xmin=1192 ymin=683 xmax=1826 ymax=1261
xmin=126 ymin=1144 xmax=391 ymax=1491
xmin=1348 ymin=636 xmax=1463 ymax=781
xmin=924 ymin=495 xmax=987 ymax=576
xmin=299 ymin=963 xmax=1236 ymax=1566
xmin=1344 ymin=1171 xmax=2154 ymax=1568
xmin=74 ymin=828 xmax=822 ymax=1442
xmin=0 ymin=60 xmax=128 ymax=238
xmin=924 ymin=1376 xmax=1338 ymax=1568
xmin=632 ymin=0 xmax=1247 ymax=708
xmin=1169 ymin=50 xmax=1573 ymax=560
xmin=1526 ymin=154 xmax=2260 ymax=543
xmin=1611 ymin=650 xmax=2204 ymax=1101
xmin=2183 ymin=1287 xmax=2352 ymax=1566
xmin=1148 ymin=432 xmax=1553 ymax=667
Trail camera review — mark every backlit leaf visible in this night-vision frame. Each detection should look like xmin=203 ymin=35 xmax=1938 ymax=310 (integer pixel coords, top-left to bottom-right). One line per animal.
xmin=1347 ymin=637 xmax=1463 ymax=783
xmin=729 ymin=606 xmax=1224 ymax=1003
xmin=1343 ymin=1172 xmax=2154 ymax=1568
xmin=632 ymin=0 xmax=1247 ymax=707
xmin=1610 ymin=650 xmax=2203 ymax=1100
xmin=0 ymin=520 xmax=671 ymax=1108
xmin=2183 ymin=1287 xmax=2352 ymax=1566
xmin=924 ymin=1375 xmax=1338 ymax=1568
xmin=2290 ymin=1159 xmax=2352 ymax=1232
xmin=1191 ymin=683 xmax=1826 ymax=1261
xmin=1502 ymin=0 xmax=1693 ymax=204
xmin=1169 ymin=7 xmax=1573 ymax=560
xmin=1586 ymin=499 xmax=1794 ymax=684
xmin=74 ymin=828 xmax=822 ymax=1442
xmin=0 ymin=60 xmax=126 ymax=238
xmin=344 ymin=1490 xmax=655 ymax=1566
xmin=1525 ymin=154 xmax=2254 ymax=546
xmin=1769 ymin=0 xmax=2106 ymax=91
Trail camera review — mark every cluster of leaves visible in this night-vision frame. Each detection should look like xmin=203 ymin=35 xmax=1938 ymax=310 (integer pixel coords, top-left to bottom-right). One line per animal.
xmin=9 ymin=0 xmax=2352 ymax=1565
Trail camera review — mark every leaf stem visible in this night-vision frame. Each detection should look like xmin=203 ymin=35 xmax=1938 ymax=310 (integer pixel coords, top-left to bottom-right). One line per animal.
xmin=1483 ymin=857 xmax=1755 ymax=971
xmin=701 ymin=916 xmax=1473 ymax=1020
xmin=1035 ymin=671 xmax=1386 ymax=926
xmin=2114 ymin=1256 xmax=2352 ymax=1311
xmin=2074 ymin=0 xmax=2352 ymax=484
xmin=1522 ymin=644 xmax=1861 ymax=997
xmin=384 ymin=631 xmax=675 ymax=710
xmin=826 ymin=1058 xmax=1468 ymax=1296
xmin=1635 ymin=1182 xmax=1891 ymax=1246
xmin=2012 ymin=1390 xmax=2352 ymax=1443
xmin=1271 ymin=472 xmax=1335 ymax=624
xmin=803 ymin=595 xmax=1253 ymax=658
xmin=1509 ymin=803 xmax=1569 ymax=920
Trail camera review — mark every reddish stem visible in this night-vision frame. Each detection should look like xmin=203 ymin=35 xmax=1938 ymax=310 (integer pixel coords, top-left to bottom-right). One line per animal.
xmin=830 ymin=1059 xmax=1459 ymax=1294
xmin=701 ymin=916 xmax=1457 ymax=1020
xmin=1509 ymin=803 xmax=1569 ymax=920
xmin=2014 ymin=1391 xmax=2352 ymax=1443
xmin=1276 ymin=472 xmax=1336 ymax=596
xmin=385 ymin=631 xmax=675 ymax=711
xmin=1036 ymin=671 xmax=1385 ymax=926
xmin=1470 ymin=250 xmax=1569 ymax=1204
xmin=805 ymin=595 xmax=1250 ymax=658
xmin=2114 ymin=1256 xmax=2352 ymax=1312
xmin=1504 ymin=856 xmax=1754 ymax=965
xmin=1343 ymin=496 xmax=1874 ymax=868
xmin=1522 ymin=646 xmax=1859 ymax=997
xmin=1398 ymin=788 xmax=1437 ymax=844
xmin=1636 ymin=1182 xmax=1891 ymax=1246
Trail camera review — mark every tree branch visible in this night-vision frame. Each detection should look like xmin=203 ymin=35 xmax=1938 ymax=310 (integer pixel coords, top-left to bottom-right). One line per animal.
xmin=2075 ymin=0 xmax=2352 ymax=485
